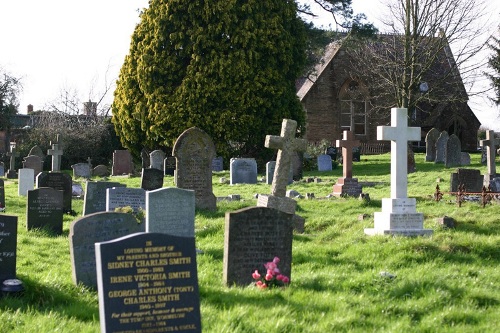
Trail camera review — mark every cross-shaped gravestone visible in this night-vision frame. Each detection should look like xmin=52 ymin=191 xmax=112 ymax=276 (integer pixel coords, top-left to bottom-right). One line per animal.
xmin=265 ymin=119 xmax=307 ymax=197
xmin=6 ymin=144 xmax=20 ymax=171
xmin=336 ymin=130 xmax=360 ymax=178
xmin=480 ymin=130 xmax=500 ymax=177
xmin=47 ymin=135 xmax=63 ymax=172
xmin=87 ymin=157 xmax=92 ymax=168
xmin=377 ymin=108 xmax=420 ymax=198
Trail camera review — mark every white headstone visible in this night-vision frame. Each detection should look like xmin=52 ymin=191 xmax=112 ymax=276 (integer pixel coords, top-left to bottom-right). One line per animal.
xmin=18 ymin=168 xmax=35 ymax=196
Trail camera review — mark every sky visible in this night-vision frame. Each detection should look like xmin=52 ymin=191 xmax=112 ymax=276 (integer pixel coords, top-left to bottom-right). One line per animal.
xmin=1 ymin=0 xmax=499 ymax=130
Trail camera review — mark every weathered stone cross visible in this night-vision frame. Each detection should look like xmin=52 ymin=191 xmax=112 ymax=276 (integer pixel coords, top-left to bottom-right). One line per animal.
xmin=6 ymin=143 xmax=20 ymax=171
xmin=336 ymin=130 xmax=360 ymax=178
xmin=47 ymin=134 xmax=63 ymax=172
xmin=378 ymin=108 xmax=421 ymax=198
xmin=480 ymin=130 xmax=500 ymax=177
xmin=265 ymin=119 xmax=307 ymax=197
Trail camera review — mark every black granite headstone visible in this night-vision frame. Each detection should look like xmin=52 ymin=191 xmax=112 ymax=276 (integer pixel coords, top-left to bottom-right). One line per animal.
xmin=164 ymin=156 xmax=176 ymax=176
xmin=0 ymin=179 xmax=5 ymax=210
xmin=36 ymin=172 xmax=72 ymax=213
xmin=83 ymin=181 xmax=126 ymax=216
xmin=141 ymin=168 xmax=164 ymax=191
xmin=27 ymin=187 xmax=64 ymax=234
xmin=96 ymin=232 xmax=201 ymax=333
xmin=0 ymin=215 xmax=18 ymax=281
xmin=325 ymin=147 xmax=337 ymax=161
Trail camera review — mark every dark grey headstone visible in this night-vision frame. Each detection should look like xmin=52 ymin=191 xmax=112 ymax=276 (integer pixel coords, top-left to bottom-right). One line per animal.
xmin=407 ymin=144 xmax=416 ymax=173
xmin=425 ymin=128 xmax=440 ymax=162
xmin=146 ymin=187 xmax=195 ymax=238
xmin=0 ymin=215 xmax=18 ymax=281
xmin=23 ymin=155 xmax=43 ymax=180
xmin=164 ymin=156 xmax=176 ymax=176
xmin=28 ymin=145 xmax=45 ymax=159
xmin=93 ymin=165 xmax=110 ymax=177
xmin=83 ymin=181 xmax=126 ymax=216
xmin=0 ymin=163 xmax=4 ymax=178
xmin=36 ymin=172 xmax=73 ymax=213
xmin=317 ymin=154 xmax=332 ymax=171
xmin=141 ymin=148 xmax=150 ymax=168
xmin=112 ymin=150 xmax=134 ymax=176
xmin=325 ymin=146 xmax=337 ymax=161
xmin=445 ymin=134 xmax=461 ymax=168
xmin=266 ymin=161 xmax=292 ymax=185
xmin=71 ymin=163 xmax=91 ymax=178
xmin=0 ymin=179 xmax=5 ymax=209
xmin=223 ymin=206 xmax=293 ymax=286
xmin=435 ymin=131 xmax=449 ymax=163
xmin=230 ymin=158 xmax=257 ymax=185
xmin=96 ymin=232 xmax=201 ymax=333
xmin=141 ymin=168 xmax=164 ymax=191
xmin=212 ymin=156 xmax=224 ymax=172
xmin=460 ymin=152 xmax=471 ymax=166
xmin=291 ymin=151 xmax=303 ymax=180
xmin=172 ymin=127 xmax=216 ymax=211
xmin=450 ymin=168 xmax=484 ymax=193
xmin=70 ymin=212 xmax=144 ymax=288
xmin=150 ymin=149 xmax=165 ymax=172
xmin=26 ymin=187 xmax=64 ymax=234
xmin=352 ymin=146 xmax=361 ymax=162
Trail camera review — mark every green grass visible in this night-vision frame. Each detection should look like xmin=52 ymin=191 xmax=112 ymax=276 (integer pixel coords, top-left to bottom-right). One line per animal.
xmin=1 ymin=152 xmax=500 ymax=332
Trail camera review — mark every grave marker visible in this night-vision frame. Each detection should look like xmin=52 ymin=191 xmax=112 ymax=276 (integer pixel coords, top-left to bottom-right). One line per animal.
xmin=317 ymin=154 xmax=332 ymax=171
xmin=434 ymin=131 xmax=449 ymax=164
xmin=0 ymin=215 xmax=18 ymax=281
xmin=112 ymin=150 xmax=134 ymax=176
xmin=27 ymin=187 xmax=64 ymax=234
xmin=22 ymin=155 xmax=43 ymax=180
xmin=71 ymin=162 xmax=92 ymax=178
xmin=96 ymin=232 xmax=201 ymax=333
xmin=450 ymin=168 xmax=484 ymax=193
xmin=6 ymin=143 xmax=20 ymax=179
xmin=212 ymin=156 xmax=224 ymax=172
xmin=425 ymin=128 xmax=440 ymax=162
xmin=0 ymin=179 xmax=5 ymax=210
xmin=36 ymin=172 xmax=73 ymax=213
xmin=445 ymin=134 xmax=462 ymax=168
xmin=18 ymin=168 xmax=34 ymax=196
xmin=83 ymin=181 xmax=126 ymax=215
xmin=106 ymin=187 xmax=146 ymax=215
xmin=164 ymin=156 xmax=176 ymax=176
xmin=0 ymin=162 xmax=4 ymax=177
xmin=230 ymin=158 xmax=258 ymax=184
xmin=150 ymin=149 xmax=165 ymax=172
xmin=223 ymin=206 xmax=293 ymax=286
xmin=480 ymin=130 xmax=500 ymax=182
xmin=141 ymin=168 xmax=164 ymax=191
xmin=365 ymin=108 xmax=431 ymax=236
xmin=173 ymin=127 xmax=216 ymax=211
xmin=69 ymin=212 xmax=144 ymax=288
xmin=333 ymin=130 xmax=363 ymax=197
xmin=47 ymin=134 xmax=63 ymax=172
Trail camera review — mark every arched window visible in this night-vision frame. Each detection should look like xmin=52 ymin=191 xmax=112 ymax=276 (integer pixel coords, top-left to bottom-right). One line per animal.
xmin=339 ymin=79 xmax=368 ymax=135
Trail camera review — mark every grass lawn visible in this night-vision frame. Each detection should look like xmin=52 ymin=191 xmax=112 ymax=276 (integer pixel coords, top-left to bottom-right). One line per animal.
xmin=1 ymin=152 xmax=499 ymax=333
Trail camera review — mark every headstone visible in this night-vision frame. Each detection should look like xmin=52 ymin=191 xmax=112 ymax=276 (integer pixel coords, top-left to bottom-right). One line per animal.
xmin=0 ymin=179 xmax=5 ymax=210
xmin=450 ymin=168 xmax=484 ymax=193
xmin=83 ymin=181 xmax=126 ymax=215
xmin=93 ymin=165 xmax=110 ymax=177
xmin=481 ymin=149 xmax=487 ymax=165
xmin=0 ymin=215 xmax=18 ymax=281
xmin=425 ymin=128 xmax=440 ymax=162
xmin=489 ymin=177 xmax=500 ymax=192
xmin=317 ymin=154 xmax=332 ymax=171
xmin=230 ymin=158 xmax=258 ymax=185
xmin=106 ymin=187 xmax=146 ymax=215
xmin=47 ymin=134 xmax=63 ymax=172
xmin=146 ymin=187 xmax=195 ymax=238
xmin=291 ymin=151 xmax=304 ymax=180
xmin=407 ymin=143 xmax=416 ymax=173
xmin=18 ymin=168 xmax=35 ymax=196
xmin=445 ymin=134 xmax=461 ymax=168
xmin=333 ymin=130 xmax=363 ymax=197
xmin=6 ymin=143 xmax=20 ymax=179
xmin=480 ymin=130 xmax=500 ymax=182
xmin=365 ymin=108 xmax=432 ymax=236
xmin=95 ymin=232 xmax=201 ymax=333
xmin=141 ymin=168 xmax=164 ymax=191
xmin=141 ymin=148 xmax=150 ymax=169
xmin=212 ymin=156 xmax=224 ymax=172
xmin=172 ymin=127 xmax=216 ymax=211
xmin=325 ymin=146 xmax=337 ymax=161
xmin=28 ymin=145 xmax=45 ymax=159
xmin=0 ymin=162 xmax=4 ymax=177
xmin=71 ymin=163 xmax=92 ymax=178
xmin=460 ymin=152 xmax=471 ymax=166
xmin=352 ymin=146 xmax=361 ymax=162
xmin=112 ymin=150 xmax=134 ymax=176
xmin=223 ymin=206 xmax=293 ymax=286
xmin=22 ymin=155 xmax=43 ymax=180
xmin=164 ymin=156 xmax=176 ymax=176
xmin=69 ymin=212 xmax=144 ymax=288
xmin=36 ymin=172 xmax=73 ymax=213
xmin=150 ymin=149 xmax=166 ymax=172
xmin=26 ymin=187 xmax=64 ymax=234
xmin=434 ymin=131 xmax=449 ymax=164
xmin=266 ymin=161 xmax=293 ymax=185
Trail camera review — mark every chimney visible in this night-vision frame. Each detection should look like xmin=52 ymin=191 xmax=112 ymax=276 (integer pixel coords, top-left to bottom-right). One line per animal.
xmin=27 ymin=104 xmax=34 ymax=114
xmin=83 ymin=100 xmax=97 ymax=116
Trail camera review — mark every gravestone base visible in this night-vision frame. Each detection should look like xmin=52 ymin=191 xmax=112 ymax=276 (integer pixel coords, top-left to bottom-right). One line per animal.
xmin=6 ymin=170 xmax=17 ymax=179
xmin=332 ymin=177 xmax=363 ymax=197
xmin=365 ymin=198 xmax=432 ymax=236
xmin=484 ymin=173 xmax=499 ymax=186
xmin=257 ymin=195 xmax=297 ymax=215
xmin=195 ymin=192 xmax=217 ymax=211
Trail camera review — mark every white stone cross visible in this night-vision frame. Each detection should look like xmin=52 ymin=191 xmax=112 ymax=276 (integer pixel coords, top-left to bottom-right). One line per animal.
xmin=336 ymin=130 xmax=360 ymax=179
xmin=480 ymin=130 xmax=500 ymax=176
xmin=47 ymin=134 xmax=63 ymax=172
xmin=265 ymin=119 xmax=307 ymax=197
xmin=377 ymin=108 xmax=421 ymax=198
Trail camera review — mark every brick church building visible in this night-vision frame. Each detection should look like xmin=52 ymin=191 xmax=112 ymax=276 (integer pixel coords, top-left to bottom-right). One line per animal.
xmin=297 ymin=34 xmax=481 ymax=152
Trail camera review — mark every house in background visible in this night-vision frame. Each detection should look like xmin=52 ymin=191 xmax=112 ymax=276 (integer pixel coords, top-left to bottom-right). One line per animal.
xmin=297 ymin=34 xmax=481 ymax=152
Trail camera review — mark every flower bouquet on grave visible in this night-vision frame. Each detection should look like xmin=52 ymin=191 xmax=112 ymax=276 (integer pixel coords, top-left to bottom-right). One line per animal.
xmin=252 ymin=257 xmax=290 ymax=289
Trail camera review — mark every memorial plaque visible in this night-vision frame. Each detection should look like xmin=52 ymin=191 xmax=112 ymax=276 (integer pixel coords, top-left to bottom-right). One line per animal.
xmin=164 ymin=156 xmax=176 ymax=176
xmin=317 ymin=154 xmax=332 ymax=171
xmin=146 ymin=187 xmax=195 ymax=238
xmin=36 ymin=172 xmax=73 ymax=213
xmin=26 ymin=187 xmax=64 ymax=234
xmin=70 ymin=212 xmax=144 ymax=288
xmin=141 ymin=168 xmax=164 ymax=191
xmin=106 ymin=187 xmax=146 ymax=214
xmin=83 ymin=181 xmax=126 ymax=216
xmin=96 ymin=232 xmax=201 ymax=333
xmin=230 ymin=158 xmax=258 ymax=185
xmin=223 ymin=206 xmax=293 ymax=286
xmin=112 ymin=150 xmax=134 ymax=176
xmin=0 ymin=215 xmax=18 ymax=281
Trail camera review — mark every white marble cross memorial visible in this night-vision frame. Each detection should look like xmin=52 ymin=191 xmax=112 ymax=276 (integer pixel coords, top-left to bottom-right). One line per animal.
xmin=47 ymin=135 xmax=63 ymax=172
xmin=480 ymin=130 xmax=499 ymax=178
xmin=377 ymin=108 xmax=420 ymax=198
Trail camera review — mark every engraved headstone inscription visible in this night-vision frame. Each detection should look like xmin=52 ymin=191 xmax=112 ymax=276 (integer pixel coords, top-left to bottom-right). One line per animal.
xmin=96 ymin=232 xmax=201 ymax=333
xmin=83 ymin=181 xmax=126 ymax=216
xmin=317 ymin=154 xmax=332 ymax=171
xmin=230 ymin=158 xmax=258 ymax=184
xmin=223 ymin=206 xmax=293 ymax=286
xmin=0 ymin=215 xmax=18 ymax=281
xmin=164 ymin=156 xmax=176 ymax=176
xmin=0 ymin=179 xmax=5 ymax=210
xmin=70 ymin=212 xmax=144 ymax=288
xmin=112 ymin=150 xmax=134 ymax=176
xmin=26 ymin=187 xmax=64 ymax=234
xmin=22 ymin=155 xmax=43 ymax=180
xmin=106 ymin=187 xmax=146 ymax=215
xmin=36 ymin=172 xmax=73 ymax=213
xmin=150 ymin=149 xmax=166 ymax=172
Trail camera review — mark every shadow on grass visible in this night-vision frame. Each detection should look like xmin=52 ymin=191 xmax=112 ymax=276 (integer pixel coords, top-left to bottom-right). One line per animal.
xmin=0 ymin=276 xmax=98 ymax=322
